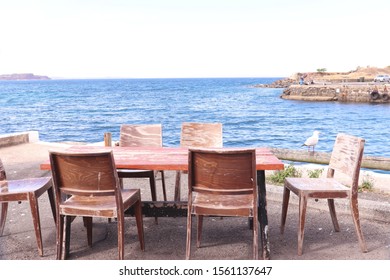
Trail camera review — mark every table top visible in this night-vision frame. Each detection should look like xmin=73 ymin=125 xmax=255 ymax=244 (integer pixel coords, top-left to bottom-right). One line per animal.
xmin=40 ymin=146 xmax=284 ymax=171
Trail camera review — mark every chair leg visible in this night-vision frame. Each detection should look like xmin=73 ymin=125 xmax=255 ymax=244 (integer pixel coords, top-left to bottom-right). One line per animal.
xmin=28 ymin=193 xmax=44 ymax=256
xmin=64 ymin=216 xmax=72 ymax=259
xmin=327 ymin=199 xmax=340 ymax=232
xmin=280 ymin=187 xmax=290 ymax=234
xmin=159 ymin=170 xmax=167 ymax=201
xmin=148 ymin=173 xmax=159 ymax=224
xmin=117 ymin=214 xmax=125 ymax=260
xmin=253 ymin=212 xmax=259 ymax=260
xmin=350 ymin=197 xmax=368 ymax=253
xmin=196 ymin=215 xmax=203 ymax=248
xmin=109 ymin=180 xmax=124 ymax=224
xmin=134 ymin=200 xmax=145 ymax=251
xmin=119 ymin=178 xmax=124 ymax=189
xmin=149 ymin=174 xmax=157 ymax=202
xmin=174 ymin=171 xmax=181 ymax=201
xmin=186 ymin=213 xmax=192 ymax=260
xmin=56 ymin=215 xmax=64 ymax=260
xmin=83 ymin=217 xmax=93 ymax=247
xmin=0 ymin=202 xmax=8 ymax=236
xmin=298 ymin=194 xmax=308 ymax=256
xmin=47 ymin=187 xmax=56 ymax=224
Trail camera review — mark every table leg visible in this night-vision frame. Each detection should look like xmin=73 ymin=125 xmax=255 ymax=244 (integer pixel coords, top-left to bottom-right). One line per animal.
xmin=257 ymin=170 xmax=270 ymax=260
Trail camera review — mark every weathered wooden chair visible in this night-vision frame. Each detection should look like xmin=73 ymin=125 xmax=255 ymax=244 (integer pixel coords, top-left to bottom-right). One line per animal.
xmin=186 ymin=148 xmax=258 ymax=259
xmin=174 ymin=122 xmax=223 ymax=201
xmin=117 ymin=124 xmax=167 ymax=201
xmin=49 ymin=150 xmax=145 ymax=260
xmin=281 ymin=133 xmax=368 ymax=255
xmin=0 ymin=158 xmax=55 ymax=256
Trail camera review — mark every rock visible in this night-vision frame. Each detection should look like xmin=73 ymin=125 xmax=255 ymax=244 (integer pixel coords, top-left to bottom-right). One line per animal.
xmin=254 ymin=78 xmax=296 ymax=88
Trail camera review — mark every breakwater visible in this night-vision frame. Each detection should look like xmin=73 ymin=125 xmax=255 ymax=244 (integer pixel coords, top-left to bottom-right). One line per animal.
xmin=281 ymin=83 xmax=390 ymax=103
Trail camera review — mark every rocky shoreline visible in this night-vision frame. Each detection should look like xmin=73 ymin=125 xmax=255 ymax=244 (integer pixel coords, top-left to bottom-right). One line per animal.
xmin=255 ymin=66 xmax=390 ymax=103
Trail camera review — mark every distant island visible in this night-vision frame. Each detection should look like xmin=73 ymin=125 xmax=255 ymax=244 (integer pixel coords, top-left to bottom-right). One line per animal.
xmin=0 ymin=73 xmax=50 ymax=80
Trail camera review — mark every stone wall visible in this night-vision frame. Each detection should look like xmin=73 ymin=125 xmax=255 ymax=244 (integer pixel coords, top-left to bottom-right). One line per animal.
xmin=281 ymin=84 xmax=390 ymax=103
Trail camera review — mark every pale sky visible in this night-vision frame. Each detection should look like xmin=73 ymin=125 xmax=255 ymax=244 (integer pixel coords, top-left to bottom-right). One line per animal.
xmin=1 ymin=0 xmax=389 ymax=78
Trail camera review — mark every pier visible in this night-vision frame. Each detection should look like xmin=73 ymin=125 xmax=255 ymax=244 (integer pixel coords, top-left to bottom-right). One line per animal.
xmin=281 ymin=83 xmax=390 ymax=103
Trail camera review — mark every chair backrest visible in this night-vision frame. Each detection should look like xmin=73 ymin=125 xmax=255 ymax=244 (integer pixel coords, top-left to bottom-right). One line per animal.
xmin=180 ymin=122 xmax=223 ymax=148
xmin=49 ymin=150 xmax=119 ymax=197
xmin=328 ymin=133 xmax=365 ymax=191
xmin=0 ymin=158 xmax=6 ymax=181
xmin=119 ymin=124 xmax=162 ymax=147
xmin=188 ymin=148 xmax=257 ymax=196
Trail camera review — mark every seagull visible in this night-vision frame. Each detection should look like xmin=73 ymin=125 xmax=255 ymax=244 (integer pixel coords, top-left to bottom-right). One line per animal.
xmin=302 ymin=131 xmax=320 ymax=152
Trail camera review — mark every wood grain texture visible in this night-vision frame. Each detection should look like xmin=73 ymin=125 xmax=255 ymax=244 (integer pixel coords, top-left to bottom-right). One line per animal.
xmin=180 ymin=122 xmax=223 ymax=148
xmin=120 ymin=124 xmax=162 ymax=147
xmin=186 ymin=148 xmax=259 ymax=259
xmin=118 ymin=123 xmax=167 ymax=202
xmin=49 ymin=150 xmax=144 ymax=260
xmin=0 ymin=176 xmax=54 ymax=256
xmin=41 ymin=146 xmax=284 ymax=171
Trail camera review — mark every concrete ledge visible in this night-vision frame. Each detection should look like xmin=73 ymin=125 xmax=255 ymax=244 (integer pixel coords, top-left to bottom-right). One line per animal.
xmin=0 ymin=131 xmax=39 ymax=148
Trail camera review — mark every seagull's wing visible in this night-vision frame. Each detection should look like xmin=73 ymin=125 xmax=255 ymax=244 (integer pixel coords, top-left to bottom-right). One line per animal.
xmin=303 ymin=134 xmax=318 ymax=146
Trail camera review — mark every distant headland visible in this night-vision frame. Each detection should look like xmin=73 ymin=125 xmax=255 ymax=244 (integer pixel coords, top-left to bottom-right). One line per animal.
xmin=0 ymin=73 xmax=51 ymax=80
xmin=255 ymin=66 xmax=390 ymax=88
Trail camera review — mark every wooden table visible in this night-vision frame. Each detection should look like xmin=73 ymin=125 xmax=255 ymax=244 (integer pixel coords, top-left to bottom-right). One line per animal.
xmin=40 ymin=145 xmax=284 ymax=260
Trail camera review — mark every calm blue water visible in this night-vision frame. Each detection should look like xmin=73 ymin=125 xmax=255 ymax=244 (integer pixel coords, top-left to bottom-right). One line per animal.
xmin=1 ymin=78 xmax=390 ymax=159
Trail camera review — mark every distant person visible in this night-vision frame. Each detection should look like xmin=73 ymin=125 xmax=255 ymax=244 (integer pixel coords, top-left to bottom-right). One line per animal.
xmin=383 ymin=85 xmax=389 ymax=101
xmin=299 ymin=75 xmax=304 ymax=85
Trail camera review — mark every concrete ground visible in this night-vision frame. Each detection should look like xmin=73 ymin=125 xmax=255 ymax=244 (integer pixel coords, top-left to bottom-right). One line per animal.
xmin=0 ymin=142 xmax=389 ymax=260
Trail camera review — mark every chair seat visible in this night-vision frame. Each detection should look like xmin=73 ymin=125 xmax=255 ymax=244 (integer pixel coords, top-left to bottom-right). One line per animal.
xmin=192 ymin=193 xmax=254 ymax=216
xmin=285 ymin=178 xmax=350 ymax=198
xmin=60 ymin=189 xmax=140 ymax=218
xmin=117 ymin=169 xmax=165 ymax=203
xmin=118 ymin=169 xmax=155 ymax=178
xmin=0 ymin=177 xmax=52 ymax=199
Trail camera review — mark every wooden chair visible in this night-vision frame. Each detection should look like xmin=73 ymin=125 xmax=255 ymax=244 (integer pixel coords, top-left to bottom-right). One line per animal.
xmin=49 ymin=150 xmax=145 ymax=260
xmin=280 ymin=133 xmax=368 ymax=255
xmin=175 ymin=122 xmax=223 ymax=201
xmin=118 ymin=124 xmax=167 ymax=201
xmin=0 ymin=158 xmax=55 ymax=256
xmin=186 ymin=148 xmax=258 ymax=259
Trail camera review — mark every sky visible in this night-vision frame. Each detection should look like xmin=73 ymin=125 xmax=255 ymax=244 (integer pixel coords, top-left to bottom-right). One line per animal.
xmin=1 ymin=0 xmax=389 ymax=79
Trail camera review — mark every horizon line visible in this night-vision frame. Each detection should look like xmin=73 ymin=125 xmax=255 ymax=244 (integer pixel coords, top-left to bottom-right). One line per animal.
xmin=49 ymin=76 xmax=287 ymax=80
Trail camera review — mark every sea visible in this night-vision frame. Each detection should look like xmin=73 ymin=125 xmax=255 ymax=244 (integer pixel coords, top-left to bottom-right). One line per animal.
xmin=1 ymin=77 xmax=389 ymax=159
